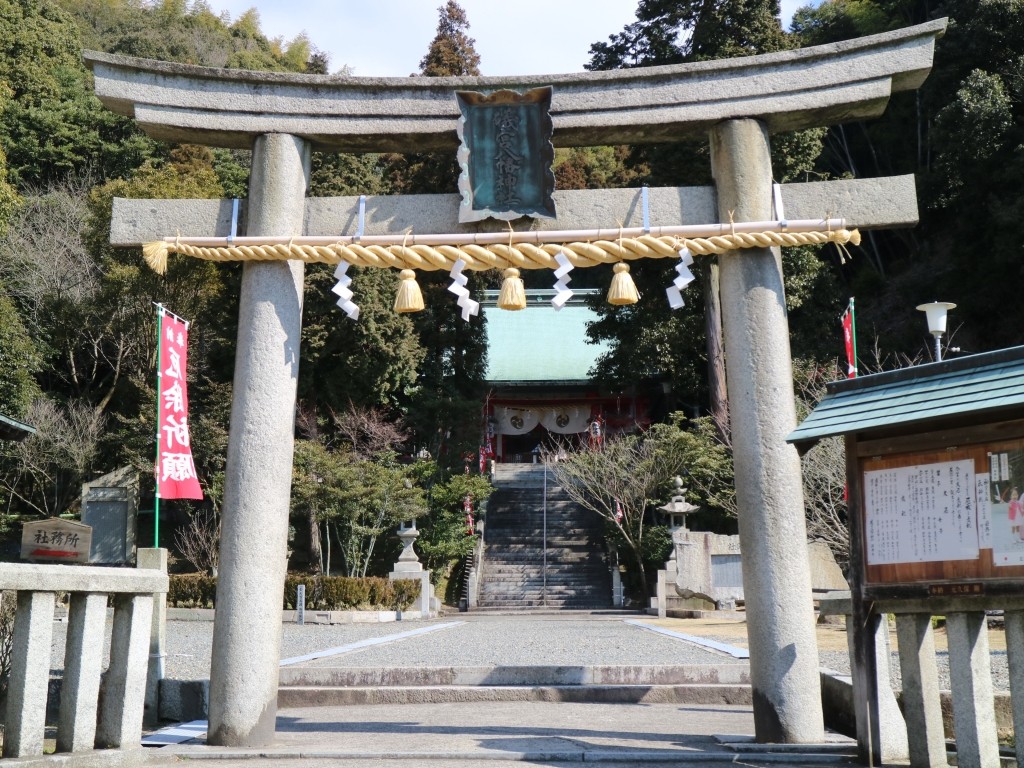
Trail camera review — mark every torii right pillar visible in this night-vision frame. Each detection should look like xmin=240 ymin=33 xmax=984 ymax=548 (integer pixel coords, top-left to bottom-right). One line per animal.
xmin=711 ymin=118 xmax=824 ymax=742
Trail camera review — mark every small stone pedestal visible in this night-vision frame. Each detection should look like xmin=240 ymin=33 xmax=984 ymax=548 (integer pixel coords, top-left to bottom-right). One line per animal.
xmin=389 ymin=522 xmax=432 ymax=617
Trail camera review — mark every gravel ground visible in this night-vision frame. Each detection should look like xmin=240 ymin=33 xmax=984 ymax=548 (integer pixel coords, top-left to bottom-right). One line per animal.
xmin=48 ymin=612 xmax=1010 ymax=692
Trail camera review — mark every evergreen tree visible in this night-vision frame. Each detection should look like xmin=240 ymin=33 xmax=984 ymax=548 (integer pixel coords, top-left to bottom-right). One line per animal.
xmin=585 ymin=0 xmax=830 ymax=428
xmin=386 ymin=1 xmax=489 ymax=469
xmin=419 ymin=1 xmax=481 ymax=77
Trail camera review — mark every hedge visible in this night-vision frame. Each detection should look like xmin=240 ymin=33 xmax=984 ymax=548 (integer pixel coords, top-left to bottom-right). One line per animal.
xmin=168 ymin=574 xmax=420 ymax=611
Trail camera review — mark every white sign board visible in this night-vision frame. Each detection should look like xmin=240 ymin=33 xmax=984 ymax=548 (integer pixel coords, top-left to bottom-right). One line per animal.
xmin=864 ymin=460 xmax=978 ymax=566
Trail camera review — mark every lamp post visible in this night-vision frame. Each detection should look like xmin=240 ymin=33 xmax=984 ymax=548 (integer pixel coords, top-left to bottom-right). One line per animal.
xmin=916 ymin=301 xmax=956 ymax=362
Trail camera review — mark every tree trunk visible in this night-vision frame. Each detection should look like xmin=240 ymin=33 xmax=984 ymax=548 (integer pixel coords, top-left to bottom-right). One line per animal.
xmin=308 ymin=511 xmax=323 ymax=575
xmin=703 ymin=261 xmax=729 ymax=439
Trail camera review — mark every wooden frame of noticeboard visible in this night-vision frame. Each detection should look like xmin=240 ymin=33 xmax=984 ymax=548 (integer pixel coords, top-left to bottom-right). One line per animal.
xmin=846 ymin=416 xmax=1024 ymax=603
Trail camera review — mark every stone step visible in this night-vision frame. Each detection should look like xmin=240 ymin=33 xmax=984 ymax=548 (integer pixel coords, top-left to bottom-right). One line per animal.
xmin=278 ymin=683 xmax=752 ymax=707
xmin=279 ymin=665 xmax=751 ymax=688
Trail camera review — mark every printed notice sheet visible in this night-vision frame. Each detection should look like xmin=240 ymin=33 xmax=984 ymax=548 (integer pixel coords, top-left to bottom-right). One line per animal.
xmin=864 ymin=460 xmax=978 ymax=565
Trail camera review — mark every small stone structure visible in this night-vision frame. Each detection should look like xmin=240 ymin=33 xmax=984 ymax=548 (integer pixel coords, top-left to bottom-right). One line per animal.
xmin=389 ymin=521 xmax=435 ymax=617
xmin=81 ymin=465 xmax=139 ymax=564
xmin=0 ymin=561 xmax=167 ymax=759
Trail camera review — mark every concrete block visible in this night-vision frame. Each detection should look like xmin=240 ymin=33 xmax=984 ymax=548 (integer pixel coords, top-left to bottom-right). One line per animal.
xmin=895 ymin=613 xmax=947 ymax=767
xmin=1005 ymin=610 xmax=1024 ymax=768
xmin=57 ymin=592 xmax=107 ymax=752
xmin=159 ymin=679 xmax=209 ymax=722
xmin=96 ymin=593 xmax=153 ymax=749
xmin=946 ymin=611 xmax=999 ymax=768
xmin=3 ymin=591 xmax=55 ymax=757
xmin=0 ymin=562 xmax=166 ymax=594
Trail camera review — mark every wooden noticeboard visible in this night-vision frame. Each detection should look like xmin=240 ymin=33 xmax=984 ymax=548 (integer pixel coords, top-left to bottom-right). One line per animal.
xmin=855 ymin=432 xmax=1024 ymax=588
xmin=21 ymin=518 xmax=92 ymax=563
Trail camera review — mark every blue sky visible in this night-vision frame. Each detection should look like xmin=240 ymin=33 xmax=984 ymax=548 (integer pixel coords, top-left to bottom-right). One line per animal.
xmin=202 ymin=1 xmax=819 ymax=77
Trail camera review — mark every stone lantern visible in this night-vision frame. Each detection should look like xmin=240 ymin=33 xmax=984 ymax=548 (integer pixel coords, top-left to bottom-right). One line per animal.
xmin=658 ymin=476 xmax=699 ymax=534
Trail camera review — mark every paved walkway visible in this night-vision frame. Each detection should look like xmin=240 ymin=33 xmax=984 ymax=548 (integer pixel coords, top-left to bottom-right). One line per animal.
xmin=140 ymin=612 xmax=858 ymax=767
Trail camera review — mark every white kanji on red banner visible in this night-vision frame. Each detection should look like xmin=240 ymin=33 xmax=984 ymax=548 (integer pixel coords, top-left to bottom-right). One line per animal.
xmin=156 ymin=312 xmax=203 ymax=500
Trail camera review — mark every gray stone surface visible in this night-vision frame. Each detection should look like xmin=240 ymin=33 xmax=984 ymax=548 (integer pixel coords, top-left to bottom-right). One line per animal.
xmin=4 ymin=591 xmax=56 ymax=757
xmin=0 ymin=562 xmax=167 ymax=593
xmin=843 ymin=614 xmax=907 ymax=761
xmin=1005 ymin=610 xmax=1024 ymax=768
xmin=207 ymin=133 xmax=310 ymax=748
xmin=711 ymin=118 xmax=823 ymax=744
xmin=137 ymin=547 xmax=168 ymax=726
xmin=945 ymin=611 xmax=1000 ymax=768
xmin=84 ymin=20 xmax=945 ymax=151
xmin=57 ymin=592 xmax=106 ymax=752
xmin=96 ymin=593 xmax=153 ymax=749
xmin=108 ymin=176 xmax=919 ymax=247
xmin=673 ymin=531 xmax=743 ymax=606
xmin=895 ymin=613 xmax=947 ymax=768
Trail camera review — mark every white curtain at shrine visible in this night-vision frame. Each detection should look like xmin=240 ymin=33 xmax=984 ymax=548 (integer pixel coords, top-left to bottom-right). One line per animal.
xmin=494 ymin=406 xmax=591 ymax=435
xmin=539 ymin=407 xmax=591 ymax=435
xmin=496 ymin=407 xmax=541 ymax=435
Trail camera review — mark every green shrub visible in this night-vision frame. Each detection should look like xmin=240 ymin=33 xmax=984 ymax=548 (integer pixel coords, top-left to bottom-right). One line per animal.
xmin=168 ymin=574 xmax=217 ymax=608
xmin=168 ymin=574 xmax=418 ymax=611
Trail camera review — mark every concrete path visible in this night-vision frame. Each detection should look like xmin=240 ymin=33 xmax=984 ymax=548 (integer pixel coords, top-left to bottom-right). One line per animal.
xmin=138 ymin=612 xmax=858 ymax=767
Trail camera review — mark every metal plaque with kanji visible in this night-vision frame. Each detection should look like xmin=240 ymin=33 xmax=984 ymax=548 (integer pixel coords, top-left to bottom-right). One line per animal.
xmin=456 ymin=87 xmax=555 ymax=223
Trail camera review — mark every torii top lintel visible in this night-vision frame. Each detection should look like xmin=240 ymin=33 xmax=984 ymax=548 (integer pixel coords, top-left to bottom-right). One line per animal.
xmin=84 ymin=19 xmax=946 ymax=154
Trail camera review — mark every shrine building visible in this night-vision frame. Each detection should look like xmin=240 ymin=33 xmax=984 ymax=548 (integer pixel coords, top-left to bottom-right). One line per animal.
xmin=482 ymin=288 xmax=660 ymax=462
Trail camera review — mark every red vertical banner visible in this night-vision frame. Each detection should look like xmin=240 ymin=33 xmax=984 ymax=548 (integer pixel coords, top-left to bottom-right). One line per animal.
xmin=157 ymin=312 xmax=203 ymax=500
xmin=841 ymin=298 xmax=857 ymax=379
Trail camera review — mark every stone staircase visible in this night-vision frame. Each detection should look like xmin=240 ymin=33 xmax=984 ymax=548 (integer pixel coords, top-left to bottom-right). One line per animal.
xmin=477 ymin=463 xmax=611 ymax=610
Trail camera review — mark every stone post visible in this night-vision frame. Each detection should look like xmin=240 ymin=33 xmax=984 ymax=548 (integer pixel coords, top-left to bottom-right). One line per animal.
xmin=709 ymin=118 xmax=824 ymax=742
xmin=895 ymin=613 xmax=948 ymax=766
xmin=57 ymin=593 xmax=107 ymax=752
xmin=138 ymin=547 xmax=167 ymax=727
xmin=946 ymin=611 xmax=999 ymax=768
xmin=208 ymin=133 xmax=310 ymax=747
xmin=4 ymin=591 xmax=55 ymax=758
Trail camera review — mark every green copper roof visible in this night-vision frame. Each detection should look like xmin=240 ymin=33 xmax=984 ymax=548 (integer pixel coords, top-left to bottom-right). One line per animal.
xmin=0 ymin=414 xmax=36 ymax=441
xmin=787 ymin=346 xmax=1024 ymax=448
xmin=484 ymin=290 xmax=611 ymax=384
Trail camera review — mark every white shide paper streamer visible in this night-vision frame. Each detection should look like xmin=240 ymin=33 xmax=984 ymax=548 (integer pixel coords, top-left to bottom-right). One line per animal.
xmin=551 ymin=251 xmax=574 ymax=311
xmin=666 ymin=248 xmax=695 ymax=310
xmin=447 ymin=258 xmax=479 ymax=322
xmin=331 ymin=261 xmax=360 ymax=320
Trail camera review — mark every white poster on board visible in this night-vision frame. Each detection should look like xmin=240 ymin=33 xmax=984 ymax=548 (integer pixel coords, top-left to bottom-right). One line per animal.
xmin=864 ymin=460 xmax=978 ymax=566
xmin=989 ymin=449 xmax=1024 ymax=566
xmin=976 ymin=473 xmax=992 ymax=550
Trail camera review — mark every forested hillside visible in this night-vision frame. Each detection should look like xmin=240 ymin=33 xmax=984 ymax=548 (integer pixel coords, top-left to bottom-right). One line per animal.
xmin=0 ymin=0 xmax=1019 ymax=581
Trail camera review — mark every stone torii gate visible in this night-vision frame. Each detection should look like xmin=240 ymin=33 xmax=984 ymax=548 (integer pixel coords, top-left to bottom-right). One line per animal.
xmin=87 ymin=18 xmax=945 ymax=748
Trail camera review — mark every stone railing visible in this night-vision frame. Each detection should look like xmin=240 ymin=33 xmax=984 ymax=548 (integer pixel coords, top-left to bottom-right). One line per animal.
xmin=820 ymin=591 xmax=1022 ymax=767
xmin=0 ymin=562 xmax=168 ymax=759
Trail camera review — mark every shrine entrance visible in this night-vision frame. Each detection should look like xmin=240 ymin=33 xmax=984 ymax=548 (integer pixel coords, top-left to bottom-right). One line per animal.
xmin=89 ymin=17 xmax=945 ymax=750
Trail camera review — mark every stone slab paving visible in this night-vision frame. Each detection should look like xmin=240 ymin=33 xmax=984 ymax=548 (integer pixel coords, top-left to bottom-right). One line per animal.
xmin=149 ymin=701 xmax=855 ymax=767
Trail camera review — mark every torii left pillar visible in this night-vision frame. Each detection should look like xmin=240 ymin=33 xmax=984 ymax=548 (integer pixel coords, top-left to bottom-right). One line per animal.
xmin=207 ymin=134 xmax=310 ymax=746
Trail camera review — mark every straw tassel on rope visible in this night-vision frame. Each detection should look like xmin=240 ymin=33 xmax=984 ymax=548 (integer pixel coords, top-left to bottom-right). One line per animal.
xmin=394 ymin=269 xmax=424 ymax=313
xmin=497 ymin=268 xmax=526 ymax=310
xmin=607 ymin=263 xmax=639 ymax=306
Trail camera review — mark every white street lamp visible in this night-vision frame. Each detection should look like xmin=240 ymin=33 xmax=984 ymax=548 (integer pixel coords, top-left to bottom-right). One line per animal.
xmin=916 ymin=301 xmax=956 ymax=362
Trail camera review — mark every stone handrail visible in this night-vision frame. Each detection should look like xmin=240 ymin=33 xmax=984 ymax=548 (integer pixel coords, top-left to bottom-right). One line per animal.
xmin=819 ymin=590 xmax=1023 ymax=767
xmin=0 ymin=562 xmax=168 ymax=759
